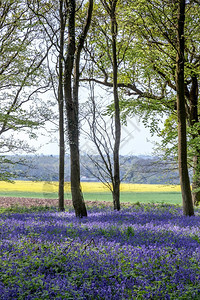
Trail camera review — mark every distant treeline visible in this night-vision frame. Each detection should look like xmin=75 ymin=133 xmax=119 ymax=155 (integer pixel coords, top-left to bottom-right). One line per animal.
xmin=1 ymin=154 xmax=181 ymax=184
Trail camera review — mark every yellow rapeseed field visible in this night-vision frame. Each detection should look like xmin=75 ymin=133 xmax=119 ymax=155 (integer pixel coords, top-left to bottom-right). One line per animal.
xmin=0 ymin=180 xmax=181 ymax=193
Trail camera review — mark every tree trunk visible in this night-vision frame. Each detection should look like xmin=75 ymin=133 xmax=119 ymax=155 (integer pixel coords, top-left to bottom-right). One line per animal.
xmin=65 ymin=78 xmax=87 ymax=217
xmin=186 ymin=75 xmax=200 ymax=206
xmin=58 ymin=86 xmax=65 ymax=211
xmin=64 ymin=0 xmax=87 ymax=217
xmin=58 ymin=0 xmax=65 ymax=212
xmin=111 ymin=2 xmax=121 ymax=211
xmin=192 ymin=187 xmax=200 ymax=206
xmin=64 ymin=0 xmax=93 ymax=217
xmin=192 ymin=154 xmax=200 ymax=205
xmin=112 ymin=182 xmax=120 ymax=210
xmin=70 ymin=142 xmax=87 ymax=217
xmin=176 ymin=0 xmax=194 ymax=216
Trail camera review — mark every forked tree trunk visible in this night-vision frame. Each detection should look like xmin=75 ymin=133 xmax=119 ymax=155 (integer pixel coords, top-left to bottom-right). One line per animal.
xmin=64 ymin=0 xmax=87 ymax=217
xmin=176 ymin=0 xmax=194 ymax=216
xmin=64 ymin=0 xmax=93 ymax=217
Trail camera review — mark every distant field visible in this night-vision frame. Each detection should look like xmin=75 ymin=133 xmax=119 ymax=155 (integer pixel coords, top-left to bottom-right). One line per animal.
xmin=0 ymin=180 xmax=182 ymax=205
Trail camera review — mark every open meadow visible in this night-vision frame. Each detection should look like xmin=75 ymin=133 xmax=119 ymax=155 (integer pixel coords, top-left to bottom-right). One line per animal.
xmin=0 ymin=180 xmax=182 ymax=205
xmin=1 ymin=181 xmax=200 ymax=299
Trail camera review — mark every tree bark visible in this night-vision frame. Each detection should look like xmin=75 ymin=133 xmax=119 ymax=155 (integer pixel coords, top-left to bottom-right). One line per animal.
xmin=111 ymin=1 xmax=121 ymax=211
xmin=58 ymin=0 xmax=65 ymax=212
xmin=64 ymin=0 xmax=87 ymax=217
xmin=192 ymin=154 xmax=200 ymax=206
xmin=64 ymin=0 xmax=93 ymax=217
xmin=185 ymin=75 xmax=200 ymax=206
xmin=100 ymin=0 xmax=121 ymax=210
xmin=176 ymin=0 xmax=194 ymax=216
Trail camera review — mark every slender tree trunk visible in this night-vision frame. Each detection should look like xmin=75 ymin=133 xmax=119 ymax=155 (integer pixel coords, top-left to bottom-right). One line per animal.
xmin=58 ymin=0 xmax=65 ymax=211
xmin=192 ymin=154 xmax=200 ymax=206
xmin=69 ymin=46 xmax=87 ymax=217
xmin=176 ymin=0 xmax=194 ymax=216
xmin=186 ymin=75 xmax=200 ymax=206
xmin=58 ymin=81 xmax=65 ymax=212
xmin=58 ymin=99 xmax=65 ymax=211
xmin=111 ymin=1 xmax=121 ymax=211
xmin=101 ymin=0 xmax=121 ymax=210
xmin=71 ymin=58 xmax=87 ymax=217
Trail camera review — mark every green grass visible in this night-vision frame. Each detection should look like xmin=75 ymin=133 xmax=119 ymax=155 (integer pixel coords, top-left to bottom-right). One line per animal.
xmin=0 ymin=191 xmax=182 ymax=205
xmin=0 ymin=191 xmax=59 ymax=199
xmin=0 ymin=205 xmax=56 ymax=214
xmin=83 ymin=191 xmax=182 ymax=205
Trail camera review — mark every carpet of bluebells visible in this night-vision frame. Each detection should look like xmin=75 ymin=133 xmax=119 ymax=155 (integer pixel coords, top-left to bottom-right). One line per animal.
xmin=0 ymin=204 xmax=200 ymax=299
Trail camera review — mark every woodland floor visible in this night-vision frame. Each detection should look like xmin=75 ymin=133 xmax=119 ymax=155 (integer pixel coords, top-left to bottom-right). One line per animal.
xmin=0 ymin=197 xmax=118 ymax=208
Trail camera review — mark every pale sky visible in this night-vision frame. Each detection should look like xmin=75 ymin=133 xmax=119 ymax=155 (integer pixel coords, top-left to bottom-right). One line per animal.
xmin=12 ymin=86 xmax=163 ymax=156
xmin=36 ymin=117 xmax=162 ymax=156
